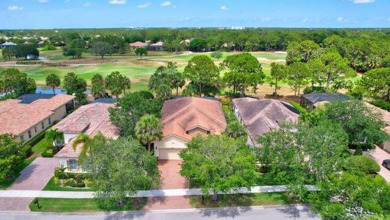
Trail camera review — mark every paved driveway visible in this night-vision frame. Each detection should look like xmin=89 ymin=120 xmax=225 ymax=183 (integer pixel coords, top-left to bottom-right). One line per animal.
xmin=145 ymin=160 xmax=190 ymax=210
xmin=0 ymin=157 xmax=58 ymax=211
xmin=365 ymin=147 xmax=390 ymax=183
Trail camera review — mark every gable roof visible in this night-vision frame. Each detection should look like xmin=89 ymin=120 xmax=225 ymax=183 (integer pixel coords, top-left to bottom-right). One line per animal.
xmin=233 ymin=97 xmax=299 ymax=146
xmin=129 ymin=41 xmax=147 ymax=47
xmin=54 ymin=99 xmax=120 ymax=158
xmin=0 ymin=94 xmax=74 ymax=135
xmin=302 ymin=93 xmax=349 ymax=105
xmin=161 ymin=97 xmax=226 ymax=141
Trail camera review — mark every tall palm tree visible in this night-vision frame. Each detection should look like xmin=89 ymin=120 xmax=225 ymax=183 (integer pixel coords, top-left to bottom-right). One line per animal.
xmin=45 ymin=74 xmax=61 ymax=94
xmin=135 ymin=114 xmax=163 ymax=152
xmin=72 ymin=133 xmax=106 ymax=158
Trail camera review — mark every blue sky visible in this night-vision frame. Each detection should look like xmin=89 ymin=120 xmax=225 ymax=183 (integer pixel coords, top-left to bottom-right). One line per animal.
xmin=1 ymin=0 xmax=389 ymax=29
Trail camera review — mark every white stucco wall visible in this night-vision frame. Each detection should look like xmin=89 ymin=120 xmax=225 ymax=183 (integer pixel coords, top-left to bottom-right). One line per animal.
xmin=64 ymin=133 xmax=78 ymax=144
xmin=154 ymin=136 xmax=188 ymax=158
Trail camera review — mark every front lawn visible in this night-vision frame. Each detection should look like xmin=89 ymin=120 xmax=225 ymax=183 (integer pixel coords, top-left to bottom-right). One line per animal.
xmin=0 ymin=156 xmax=36 ymax=189
xmin=29 ymin=197 xmax=147 ymax=212
xmin=43 ymin=177 xmax=93 ymax=191
xmin=190 ymin=192 xmax=294 ymax=208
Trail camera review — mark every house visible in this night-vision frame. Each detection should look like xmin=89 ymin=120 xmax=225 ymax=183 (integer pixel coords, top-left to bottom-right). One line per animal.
xmin=301 ymin=93 xmax=349 ymax=111
xmin=148 ymin=41 xmax=164 ymax=51
xmin=0 ymin=94 xmax=75 ymax=142
xmin=53 ymin=98 xmax=120 ymax=172
xmin=233 ymin=98 xmax=299 ymax=147
xmin=0 ymin=42 xmax=17 ymax=49
xmin=37 ymin=41 xmax=44 ymax=48
xmin=153 ymin=97 xmax=227 ymax=160
xmin=129 ymin=41 xmax=147 ymax=48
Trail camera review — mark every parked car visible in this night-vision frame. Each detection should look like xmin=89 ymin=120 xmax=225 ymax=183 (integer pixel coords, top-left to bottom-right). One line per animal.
xmin=382 ymin=159 xmax=390 ymax=170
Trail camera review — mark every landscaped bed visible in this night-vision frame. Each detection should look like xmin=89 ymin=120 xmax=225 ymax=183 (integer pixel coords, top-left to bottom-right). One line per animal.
xmin=189 ymin=192 xmax=295 ymax=208
xmin=43 ymin=177 xmax=93 ymax=191
xmin=0 ymin=156 xmax=35 ymax=189
xmin=29 ymin=197 xmax=147 ymax=212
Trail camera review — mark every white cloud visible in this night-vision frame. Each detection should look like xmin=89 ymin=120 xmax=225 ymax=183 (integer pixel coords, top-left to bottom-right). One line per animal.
xmin=108 ymin=0 xmax=126 ymax=4
xmin=337 ymin=16 xmax=344 ymax=21
xmin=8 ymin=5 xmax=23 ymax=11
xmin=138 ymin=2 xmax=151 ymax=8
xmin=349 ymin=0 xmax=375 ymax=3
xmin=220 ymin=5 xmax=228 ymax=10
xmin=38 ymin=0 xmax=48 ymax=3
xmin=161 ymin=1 xmax=172 ymax=7
xmin=83 ymin=2 xmax=92 ymax=7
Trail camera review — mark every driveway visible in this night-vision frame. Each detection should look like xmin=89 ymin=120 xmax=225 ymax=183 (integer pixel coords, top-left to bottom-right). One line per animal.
xmin=0 ymin=157 xmax=58 ymax=211
xmin=365 ymin=147 xmax=390 ymax=183
xmin=145 ymin=160 xmax=190 ymax=210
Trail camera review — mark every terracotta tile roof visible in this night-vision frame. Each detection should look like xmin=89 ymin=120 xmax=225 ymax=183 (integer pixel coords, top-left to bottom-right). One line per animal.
xmin=233 ymin=97 xmax=299 ymax=146
xmin=161 ymin=97 xmax=226 ymax=141
xmin=0 ymin=94 xmax=74 ymax=135
xmin=129 ymin=41 xmax=147 ymax=47
xmin=54 ymin=100 xmax=120 ymax=158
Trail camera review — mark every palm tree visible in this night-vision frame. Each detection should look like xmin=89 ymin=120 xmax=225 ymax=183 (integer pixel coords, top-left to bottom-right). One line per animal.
xmin=45 ymin=129 xmax=64 ymax=150
xmin=45 ymin=74 xmax=61 ymax=94
xmin=135 ymin=114 xmax=163 ymax=152
xmin=91 ymin=74 xmax=106 ymax=98
xmin=72 ymin=133 xmax=106 ymax=158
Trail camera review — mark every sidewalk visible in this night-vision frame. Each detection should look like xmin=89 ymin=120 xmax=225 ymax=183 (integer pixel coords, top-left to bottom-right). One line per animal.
xmin=0 ymin=185 xmax=318 ymax=199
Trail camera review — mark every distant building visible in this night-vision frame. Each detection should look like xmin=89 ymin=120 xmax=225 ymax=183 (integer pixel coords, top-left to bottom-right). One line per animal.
xmin=53 ymin=99 xmax=120 ymax=172
xmin=0 ymin=42 xmax=17 ymax=49
xmin=148 ymin=41 xmax=164 ymax=51
xmin=0 ymin=94 xmax=75 ymax=142
xmin=37 ymin=41 xmax=44 ymax=48
xmin=233 ymin=98 xmax=299 ymax=147
xmin=129 ymin=41 xmax=147 ymax=48
xmin=301 ymin=93 xmax=350 ymax=111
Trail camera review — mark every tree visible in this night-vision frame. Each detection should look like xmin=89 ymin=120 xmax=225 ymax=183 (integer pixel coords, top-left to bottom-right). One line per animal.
xmin=63 ymin=72 xmax=87 ymax=100
xmin=286 ymin=40 xmax=320 ymax=64
xmin=135 ymin=47 xmax=147 ymax=59
xmin=135 ymin=114 xmax=163 ymax=151
xmin=72 ymin=133 xmax=106 ymax=158
xmin=210 ymin=51 xmax=223 ymax=60
xmin=343 ymin=156 xmax=380 ymax=175
xmin=105 ymin=71 xmax=131 ymax=98
xmin=79 ymin=137 xmax=160 ymax=209
xmin=45 ymin=74 xmax=61 ymax=94
xmin=148 ymin=62 xmax=185 ymax=98
xmin=63 ymin=39 xmax=86 ymax=59
xmin=222 ymin=53 xmax=265 ymax=97
xmin=91 ymin=74 xmax=106 ymax=99
xmin=358 ymin=67 xmax=390 ymax=100
xmin=320 ymin=100 xmax=388 ymax=150
xmin=184 ymin=55 xmax=221 ymax=96
xmin=170 ymin=70 xmax=185 ymax=96
xmin=269 ymin=62 xmax=287 ymax=96
xmin=2 ymin=48 xmax=14 ymax=61
xmin=180 ymin=135 xmax=258 ymax=201
xmin=109 ymin=91 xmax=162 ymax=137
xmin=0 ymin=134 xmax=25 ymax=181
xmin=91 ymin=41 xmax=112 ymax=59
xmin=309 ymin=173 xmax=390 ymax=220
xmin=286 ymin=62 xmax=310 ymax=96
xmin=224 ymin=121 xmax=247 ymax=141
xmin=13 ymin=44 xmax=39 ymax=60
xmin=189 ymin=38 xmax=208 ymax=52
xmin=0 ymin=68 xmax=36 ymax=96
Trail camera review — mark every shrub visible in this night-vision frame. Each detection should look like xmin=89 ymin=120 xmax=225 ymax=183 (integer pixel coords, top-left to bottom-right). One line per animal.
xmin=344 ymin=156 xmax=380 ymax=174
xmin=371 ymin=100 xmax=390 ymax=112
xmin=76 ymin=182 xmax=86 ymax=187
xmin=79 ymin=99 xmax=89 ymax=105
xmin=289 ymin=101 xmax=307 ymax=114
xmin=54 ymin=167 xmax=68 ymax=179
xmin=41 ymin=149 xmax=54 ymax=158
xmin=303 ymin=86 xmax=326 ymax=94
xmin=221 ymin=98 xmax=231 ymax=107
xmin=22 ymin=144 xmax=32 ymax=158
xmin=84 ymin=179 xmax=92 ymax=187
xmin=53 ymin=177 xmax=60 ymax=186
xmin=63 ymin=178 xmax=75 ymax=186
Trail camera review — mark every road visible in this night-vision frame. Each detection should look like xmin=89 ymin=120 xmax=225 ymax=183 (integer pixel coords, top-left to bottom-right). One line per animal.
xmin=0 ymin=205 xmax=320 ymax=220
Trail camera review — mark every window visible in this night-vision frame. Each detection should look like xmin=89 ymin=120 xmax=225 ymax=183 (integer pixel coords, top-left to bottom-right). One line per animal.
xmin=41 ymin=122 xmax=45 ymax=130
xmin=34 ymin=126 xmax=37 ymax=133
xmin=69 ymin=159 xmax=77 ymax=170
xmin=20 ymin=134 xmax=24 ymax=141
xmin=48 ymin=117 xmax=52 ymax=125
xmin=28 ymin=130 xmax=32 ymax=139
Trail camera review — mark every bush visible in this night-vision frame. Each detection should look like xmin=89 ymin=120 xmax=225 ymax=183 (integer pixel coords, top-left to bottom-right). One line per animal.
xmin=84 ymin=179 xmax=92 ymax=187
xmin=289 ymin=101 xmax=307 ymax=114
xmin=344 ymin=156 xmax=380 ymax=174
xmin=76 ymin=182 xmax=86 ymax=188
xmin=79 ymin=99 xmax=89 ymax=105
xmin=371 ymin=100 xmax=390 ymax=112
xmin=53 ymin=177 xmax=60 ymax=186
xmin=221 ymin=98 xmax=231 ymax=107
xmin=22 ymin=144 xmax=32 ymax=158
xmin=303 ymin=86 xmax=326 ymax=94
xmin=41 ymin=149 xmax=54 ymax=158
xmin=63 ymin=178 xmax=75 ymax=186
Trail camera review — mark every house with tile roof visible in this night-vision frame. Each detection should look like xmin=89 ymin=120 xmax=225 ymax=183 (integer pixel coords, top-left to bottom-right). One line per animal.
xmin=0 ymin=42 xmax=17 ymax=49
xmin=0 ymin=94 xmax=75 ymax=142
xmin=233 ymin=97 xmax=299 ymax=146
xmin=53 ymin=98 xmax=120 ymax=172
xmin=148 ymin=41 xmax=164 ymax=51
xmin=153 ymin=97 xmax=227 ymax=160
xmin=129 ymin=41 xmax=147 ymax=48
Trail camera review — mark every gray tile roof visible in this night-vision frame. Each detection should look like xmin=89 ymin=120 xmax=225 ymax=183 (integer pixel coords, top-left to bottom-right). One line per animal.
xmin=233 ymin=97 xmax=299 ymax=146
xmin=302 ymin=93 xmax=349 ymax=105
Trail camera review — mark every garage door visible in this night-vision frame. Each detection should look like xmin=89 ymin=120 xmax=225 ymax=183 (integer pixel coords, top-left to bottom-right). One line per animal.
xmin=159 ymin=149 xmax=182 ymax=160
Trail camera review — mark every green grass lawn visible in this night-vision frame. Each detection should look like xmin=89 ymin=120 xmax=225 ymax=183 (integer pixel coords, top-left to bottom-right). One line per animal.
xmin=31 ymin=136 xmax=52 ymax=155
xmin=190 ymin=193 xmax=294 ymax=208
xmin=29 ymin=197 xmax=147 ymax=212
xmin=43 ymin=177 xmax=93 ymax=191
xmin=0 ymin=156 xmax=36 ymax=189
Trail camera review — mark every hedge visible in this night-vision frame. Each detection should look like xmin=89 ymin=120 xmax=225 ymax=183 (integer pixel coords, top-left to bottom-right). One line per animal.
xmin=371 ymin=100 xmax=390 ymax=112
xmin=344 ymin=155 xmax=380 ymax=174
xmin=289 ymin=101 xmax=308 ymax=114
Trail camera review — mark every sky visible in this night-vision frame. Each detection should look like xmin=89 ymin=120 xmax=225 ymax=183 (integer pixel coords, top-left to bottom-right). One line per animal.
xmin=1 ymin=0 xmax=390 ymax=29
